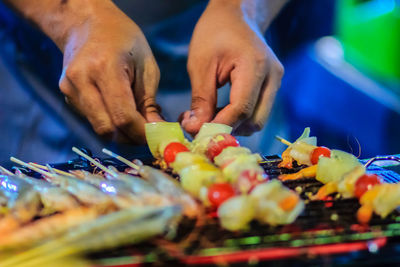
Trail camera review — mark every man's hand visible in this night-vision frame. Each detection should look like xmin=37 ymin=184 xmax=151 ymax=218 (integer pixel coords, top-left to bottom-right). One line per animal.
xmin=6 ymin=0 xmax=163 ymax=143
xmin=182 ymin=0 xmax=286 ymax=136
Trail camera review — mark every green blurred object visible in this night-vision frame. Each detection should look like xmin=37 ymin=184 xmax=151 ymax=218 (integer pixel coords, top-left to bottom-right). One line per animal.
xmin=335 ymin=0 xmax=400 ymax=87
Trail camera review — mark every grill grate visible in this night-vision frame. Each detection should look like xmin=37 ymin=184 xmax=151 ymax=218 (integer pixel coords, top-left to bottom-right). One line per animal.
xmin=13 ymin=153 xmax=400 ymax=265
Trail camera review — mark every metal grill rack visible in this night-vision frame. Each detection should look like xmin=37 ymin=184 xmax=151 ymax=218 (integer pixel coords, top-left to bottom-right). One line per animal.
xmin=13 ymin=152 xmax=400 ymax=265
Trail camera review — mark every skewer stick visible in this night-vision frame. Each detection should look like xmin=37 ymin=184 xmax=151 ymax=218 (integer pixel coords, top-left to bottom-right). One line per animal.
xmin=102 ymin=148 xmax=140 ymax=170
xmin=72 ymin=147 xmax=118 ymax=177
xmin=10 ymin=157 xmax=55 ymax=178
xmin=0 ymin=166 xmax=14 ymax=176
xmin=46 ymin=164 xmax=58 ymax=175
xmin=275 ymin=135 xmax=292 ymax=146
xmin=29 ymin=162 xmax=75 ymax=177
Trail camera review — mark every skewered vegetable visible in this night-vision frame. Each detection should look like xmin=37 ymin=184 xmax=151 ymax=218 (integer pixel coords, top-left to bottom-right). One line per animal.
xmin=163 ymin=142 xmax=190 ymax=166
xmin=217 ymin=195 xmax=255 ymax=231
xmin=191 ymin=123 xmax=233 ymax=155
xmin=205 ymin=133 xmax=240 ymax=161
xmin=277 ymin=128 xmax=331 ymax=168
xmin=145 ymin=122 xmax=186 ymax=158
xmin=144 ymin=122 xmax=303 ymax=231
xmin=250 ymin=180 xmax=304 ymax=226
xmin=207 ymin=183 xmax=235 ymax=207
xmin=316 ymin=150 xmax=360 ymax=184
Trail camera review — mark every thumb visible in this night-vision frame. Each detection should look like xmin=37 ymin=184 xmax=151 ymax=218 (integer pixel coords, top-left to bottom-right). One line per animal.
xmin=182 ymin=63 xmax=217 ymax=135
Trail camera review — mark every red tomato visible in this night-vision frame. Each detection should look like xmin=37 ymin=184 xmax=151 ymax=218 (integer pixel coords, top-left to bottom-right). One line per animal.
xmin=310 ymin=146 xmax=331 ymax=165
xmin=206 ymin=134 xmax=239 ymax=161
xmin=208 ymin=183 xmax=235 ymax=207
xmin=354 ymin=174 xmax=382 ymax=198
xmin=163 ymin=142 xmax=189 ymax=165
xmin=235 ymin=169 xmax=268 ymax=193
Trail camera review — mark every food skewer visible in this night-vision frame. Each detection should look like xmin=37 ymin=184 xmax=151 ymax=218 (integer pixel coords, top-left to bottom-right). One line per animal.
xmin=275 ymin=130 xmax=332 ymax=178
xmin=0 ymin=206 xmax=180 ymax=267
xmin=76 ymin=147 xmax=198 ymax=218
xmin=145 ymin=122 xmax=305 ymax=229
xmin=72 ymin=147 xmax=118 ymax=177
xmin=29 ymin=162 xmax=75 ymax=177
xmin=0 ymin=166 xmax=14 ymax=176
xmin=12 ymin=157 xmax=116 ymax=208
xmin=46 ymin=164 xmax=57 ymax=175
xmin=275 ymin=135 xmax=292 ymax=146
xmin=10 ymin=157 xmax=55 ymax=178
xmin=102 ymin=148 xmax=139 ymax=170
xmin=275 ymin=135 xmax=317 ymax=180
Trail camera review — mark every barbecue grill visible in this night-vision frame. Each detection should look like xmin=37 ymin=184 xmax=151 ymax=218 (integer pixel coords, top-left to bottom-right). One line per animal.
xmin=14 ymin=151 xmax=400 ymax=266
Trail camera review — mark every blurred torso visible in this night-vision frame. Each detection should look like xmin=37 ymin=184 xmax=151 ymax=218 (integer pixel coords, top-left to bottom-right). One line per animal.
xmin=113 ymin=0 xmax=202 ymax=27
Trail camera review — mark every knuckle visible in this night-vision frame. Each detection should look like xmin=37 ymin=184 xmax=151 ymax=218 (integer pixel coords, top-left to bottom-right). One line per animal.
xmin=186 ymin=61 xmax=194 ymax=75
xmin=253 ymin=51 xmax=269 ymax=70
xmin=93 ymin=123 xmax=114 ymax=136
xmin=191 ymin=96 xmax=208 ymax=109
xmin=275 ymin=61 xmax=285 ymax=78
xmin=186 ymin=57 xmax=197 ymax=75
xmin=147 ymin=63 xmax=160 ymax=85
xmin=234 ymin=102 xmax=254 ymax=120
xmin=89 ymin=57 xmax=107 ymax=71
xmin=65 ymin=66 xmax=80 ymax=82
xmin=153 ymin=67 xmax=160 ymax=84
xmin=111 ymin=111 xmax=134 ymax=129
xmin=59 ymin=80 xmax=71 ymax=96
xmin=152 ymin=62 xmax=161 ymax=81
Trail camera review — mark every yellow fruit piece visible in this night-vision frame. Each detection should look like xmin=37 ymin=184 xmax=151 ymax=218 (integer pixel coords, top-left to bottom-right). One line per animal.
xmin=179 ymin=163 xmax=223 ymax=197
xmin=145 ymin=122 xmax=185 ymax=157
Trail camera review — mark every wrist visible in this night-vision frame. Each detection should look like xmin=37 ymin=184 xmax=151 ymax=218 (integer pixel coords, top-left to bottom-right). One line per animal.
xmin=207 ymin=0 xmax=265 ymax=33
xmin=207 ymin=0 xmax=288 ymax=33
xmin=11 ymin=0 xmax=113 ymax=51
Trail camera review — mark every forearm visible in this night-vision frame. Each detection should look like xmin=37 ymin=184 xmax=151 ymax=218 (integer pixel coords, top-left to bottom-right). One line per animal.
xmin=2 ymin=0 xmax=111 ymax=51
xmin=208 ymin=0 xmax=289 ymax=32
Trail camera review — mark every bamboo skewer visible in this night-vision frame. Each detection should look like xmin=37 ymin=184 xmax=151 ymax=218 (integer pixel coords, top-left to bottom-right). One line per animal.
xmin=0 ymin=166 xmax=14 ymax=176
xmin=102 ymin=148 xmax=140 ymax=170
xmin=10 ymin=157 xmax=55 ymax=178
xmin=72 ymin=147 xmax=118 ymax=177
xmin=29 ymin=162 xmax=75 ymax=177
xmin=275 ymin=135 xmax=292 ymax=146
xmin=46 ymin=164 xmax=58 ymax=175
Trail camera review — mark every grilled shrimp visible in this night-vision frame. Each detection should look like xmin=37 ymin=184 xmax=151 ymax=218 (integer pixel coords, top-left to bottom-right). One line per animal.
xmin=103 ymin=170 xmax=173 ymax=207
xmin=0 ymin=175 xmax=41 ymax=234
xmin=43 ymin=174 xmax=115 ymax=210
xmin=138 ymin=166 xmax=199 ymax=218
xmin=77 ymin=171 xmax=142 ymax=208
xmin=20 ymin=177 xmax=80 ymax=215
xmin=0 ymin=206 xmax=103 ymax=250
xmin=0 ymin=206 xmax=182 ymax=267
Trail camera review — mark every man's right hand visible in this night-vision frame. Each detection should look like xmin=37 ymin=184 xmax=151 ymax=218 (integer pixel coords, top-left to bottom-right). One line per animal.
xmin=6 ymin=0 xmax=163 ymax=144
xmin=59 ymin=1 xmax=163 ymax=144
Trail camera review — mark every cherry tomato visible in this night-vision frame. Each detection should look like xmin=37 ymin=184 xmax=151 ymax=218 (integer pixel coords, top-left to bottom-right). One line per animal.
xmin=163 ymin=142 xmax=189 ymax=165
xmin=208 ymin=183 xmax=235 ymax=207
xmin=354 ymin=174 xmax=382 ymax=199
xmin=235 ymin=169 xmax=268 ymax=193
xmin=310 ymin=146 xmax=331 ymax=165
xmin=206 ymin=134 xmax=239 ymax=161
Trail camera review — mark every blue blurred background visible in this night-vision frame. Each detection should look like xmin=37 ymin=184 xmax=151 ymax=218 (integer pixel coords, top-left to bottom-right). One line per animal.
xmin=0 ymin=0 xmax=399 ymax=166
